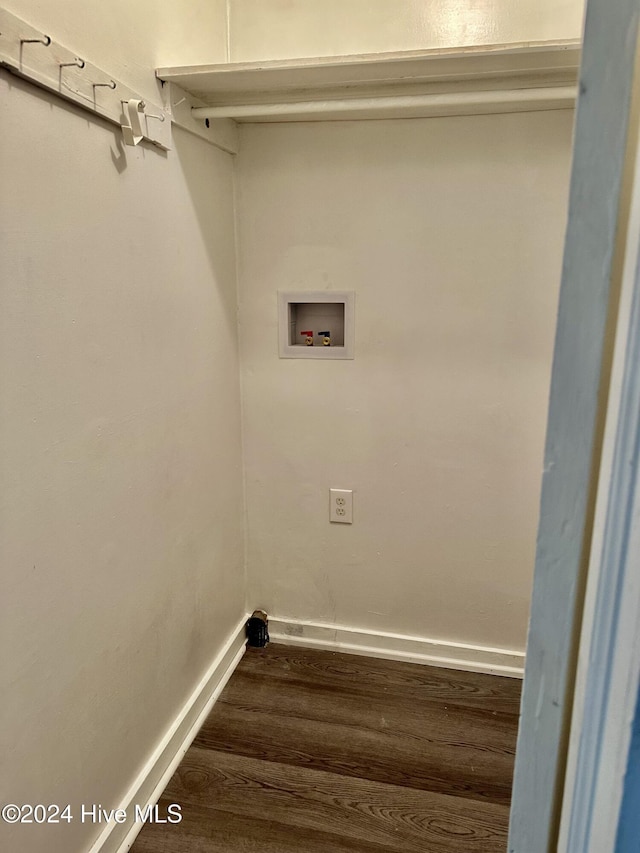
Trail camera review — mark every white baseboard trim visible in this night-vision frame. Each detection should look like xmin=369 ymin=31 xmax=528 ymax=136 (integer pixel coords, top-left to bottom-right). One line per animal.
xmin=268 ymin=617 xmax=525 ymax=678
xmin=86 ymin=612 xmax=248 ymax=853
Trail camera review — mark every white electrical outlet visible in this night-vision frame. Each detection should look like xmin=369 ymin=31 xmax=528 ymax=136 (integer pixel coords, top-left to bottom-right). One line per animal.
xmin=330 ymin=489 xmax=353 ymax=524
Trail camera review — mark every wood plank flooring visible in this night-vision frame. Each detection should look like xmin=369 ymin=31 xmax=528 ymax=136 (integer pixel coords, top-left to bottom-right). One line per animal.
xmin=131 ymin=644 xmax=521 ymax=852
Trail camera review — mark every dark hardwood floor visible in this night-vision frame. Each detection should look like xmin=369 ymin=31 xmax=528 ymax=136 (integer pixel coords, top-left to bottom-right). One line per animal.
xmin=131 ymin=643 xmax=521 ymax=852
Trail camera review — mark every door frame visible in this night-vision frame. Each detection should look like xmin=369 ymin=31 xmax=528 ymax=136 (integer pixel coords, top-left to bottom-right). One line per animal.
xmin=508 ymin=1 xmax=640 ymax=850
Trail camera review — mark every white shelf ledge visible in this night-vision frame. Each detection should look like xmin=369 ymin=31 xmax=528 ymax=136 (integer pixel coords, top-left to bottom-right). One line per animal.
xmin=157 ymin=41 xmax=580 ymax=123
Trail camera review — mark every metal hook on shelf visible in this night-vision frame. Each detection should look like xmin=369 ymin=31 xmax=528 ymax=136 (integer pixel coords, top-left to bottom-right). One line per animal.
xmin=60 ymin=58 xmax=85 ymax=69
xmin=120 ymin=100 xmax=165 ymax=125
xmin=20 ymin=34 xmax=51 ymax=46
xmin=93 ymin=79 xmax=116 ymax=90
xmin=117 ymin=100 xmax=166 ymax=124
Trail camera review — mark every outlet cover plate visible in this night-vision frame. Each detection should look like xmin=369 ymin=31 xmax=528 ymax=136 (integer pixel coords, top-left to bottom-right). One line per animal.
xmin=330 ymin=488 xmax=353 ymax=523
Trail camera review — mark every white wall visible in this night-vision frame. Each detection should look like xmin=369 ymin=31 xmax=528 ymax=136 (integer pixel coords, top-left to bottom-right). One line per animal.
xmin=236 ymin=112 xmax=574 ymax=652
xmin=0 ymin=4 xmax=244 ymax=853
xmin=229 ymin=0 xmax=585 ymax=62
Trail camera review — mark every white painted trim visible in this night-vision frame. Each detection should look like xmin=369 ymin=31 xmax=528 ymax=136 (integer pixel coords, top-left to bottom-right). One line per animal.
xmin=86 ymin=613 xmax=248 ymax=853
xmin=558 ymin=83 xmax=640 ymax=853
xmin=269 ymin=617 xmax=524 ymax=678
xmin=157 ymin=41 xmax=580 ymax=98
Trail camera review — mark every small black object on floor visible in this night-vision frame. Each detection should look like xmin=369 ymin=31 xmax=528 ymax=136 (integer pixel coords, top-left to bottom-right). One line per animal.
xmin=246 ymin=609 xmax=269 ymax=647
